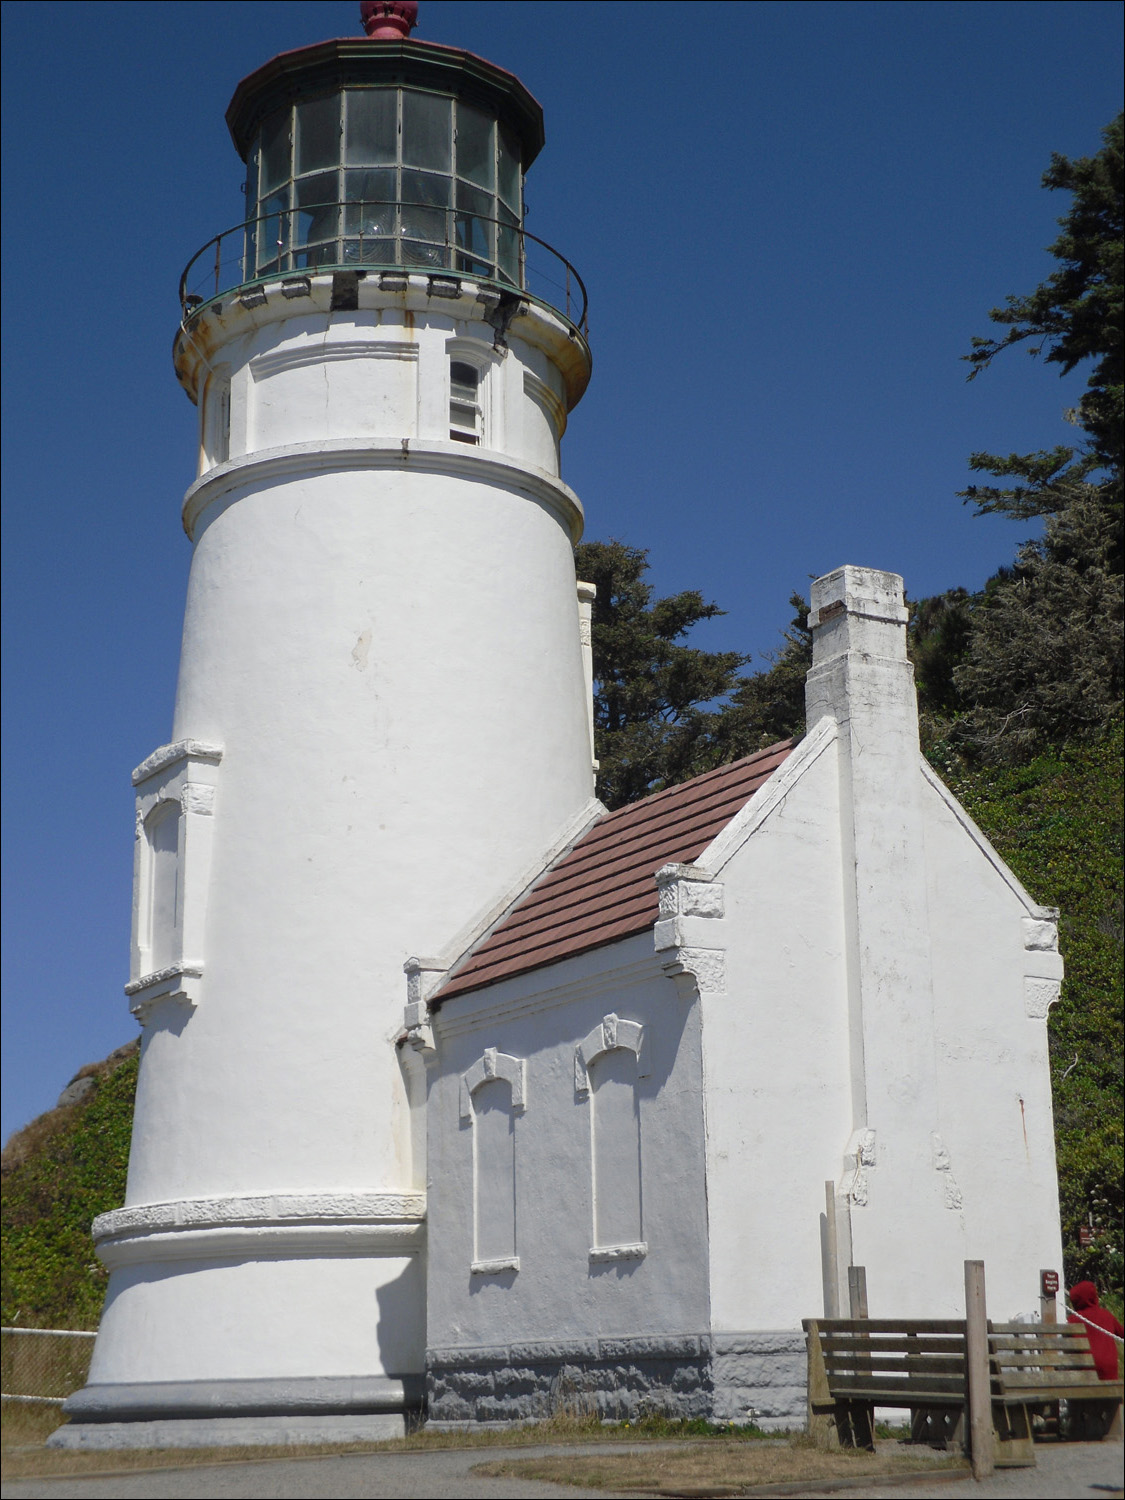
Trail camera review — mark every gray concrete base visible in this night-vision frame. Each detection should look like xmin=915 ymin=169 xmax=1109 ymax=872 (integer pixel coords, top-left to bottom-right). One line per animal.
xmin=47 ymin=1413 xmax=406 ymax=1449
xmin=51 ymin=1375 xmax=423 ymax=1449
xmin=426 ymin=1331 xmax=806 ymax=1429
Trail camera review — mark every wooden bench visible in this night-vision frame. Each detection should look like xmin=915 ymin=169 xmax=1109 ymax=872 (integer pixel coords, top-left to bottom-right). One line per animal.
xmin=804 ymin=1317 xmax=1123 ymax=1468
xmin=989 ymin=1321 xmax=1123 ymax=1462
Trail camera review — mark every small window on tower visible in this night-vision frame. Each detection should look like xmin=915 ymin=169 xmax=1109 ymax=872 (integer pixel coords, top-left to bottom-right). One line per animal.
xmin=449 ymin=361 xmax=481 ymax=445
xmin=201 ymin=368 xmax=231 ymax=473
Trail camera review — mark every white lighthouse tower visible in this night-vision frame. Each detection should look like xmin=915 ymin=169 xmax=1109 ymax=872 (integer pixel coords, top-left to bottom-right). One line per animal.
xmin=66 ymin=1 xmax=595 ymax=1444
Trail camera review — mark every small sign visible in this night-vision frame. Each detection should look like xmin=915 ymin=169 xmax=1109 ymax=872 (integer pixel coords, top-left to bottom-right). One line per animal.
xmin=1041 ymin=1269 xmax=1060 ymax=1296
xmin=1079 ymin=1226 xmax=1095 ymax=1248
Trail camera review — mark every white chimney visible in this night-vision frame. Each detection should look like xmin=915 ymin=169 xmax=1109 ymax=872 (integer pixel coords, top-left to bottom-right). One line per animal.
xmin=805 ymin=566 xmax=961 ymax=1311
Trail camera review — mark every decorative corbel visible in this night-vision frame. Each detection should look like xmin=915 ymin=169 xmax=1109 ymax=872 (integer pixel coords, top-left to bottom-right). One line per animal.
xmin=653 ymin=863 xmax=726 ymax=1002
xmin=1021 ymin=912 xmax=1063 ymax=1019
xmin=402 ymin=956 xmax=446 ymax=1053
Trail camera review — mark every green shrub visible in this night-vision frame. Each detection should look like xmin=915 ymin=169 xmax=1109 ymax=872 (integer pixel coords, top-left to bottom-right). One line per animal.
xmin=1 ymin=1053 xmax=137 ymax=1328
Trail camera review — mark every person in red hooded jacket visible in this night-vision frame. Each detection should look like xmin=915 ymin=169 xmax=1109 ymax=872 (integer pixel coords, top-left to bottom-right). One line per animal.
xmin=1067 ymin=1281 xmax=1123 ymax=1381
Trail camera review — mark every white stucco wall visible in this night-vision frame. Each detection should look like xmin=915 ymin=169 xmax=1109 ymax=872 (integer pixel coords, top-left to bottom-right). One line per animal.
xmin=93 ymin=281 xmax=595 ymax=1396
xmin=90 ymin=1250 xmax=424 ymax=1385
xmin=698 ymin=729 xmax=853 ymax=1335
xmin=917 ymin=768 xmax=1065 ymax=1317
xmin=426 ymin=933 xmax=711 ymax=1353
xmin=126 ymin=454 xmax=592 ymax=1203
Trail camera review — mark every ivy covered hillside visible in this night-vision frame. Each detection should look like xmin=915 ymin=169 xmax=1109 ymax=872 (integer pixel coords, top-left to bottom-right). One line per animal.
xmin=2 ymin=1046 xmax=137 ymax=1329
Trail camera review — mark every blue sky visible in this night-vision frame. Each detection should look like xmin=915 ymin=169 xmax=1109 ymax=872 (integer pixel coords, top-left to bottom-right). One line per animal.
xmin=2 ymin=0 xmax=1122 ymax=1141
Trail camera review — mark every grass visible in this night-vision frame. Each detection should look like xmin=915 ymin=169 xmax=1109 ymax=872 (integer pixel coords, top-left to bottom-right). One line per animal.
xmin=0 ymin=1409 xmax=960 ymax=1486
xmin=473 ymin=1436 xmax=966 ymax=1494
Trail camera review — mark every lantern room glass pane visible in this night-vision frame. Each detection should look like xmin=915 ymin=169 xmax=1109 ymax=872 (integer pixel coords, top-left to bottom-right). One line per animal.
xmin=296 ymin=95 xmax=341 ymax=176
xmin=456 ymin=180 xmax=493 ymax=261
xmin=401 ymin=90 xmax=451 ymax=171
xmin=457 ymin=104 xmax=494 ymax=189
xmin=344 ymin=169 xmax=396 ymax=237
xmin=498 ymin=206 xmax=519 ymax=283
xmin=345 ymin=88 xmax=397 ymax=165
xmin=296 ymin=242 xmax=340 ymax=269
xmin=498 ymin=126 xmax=520 ymax=209
xmin=401 ymin=204 xmax=447 ymax=246
xmin=402 ymin=238 xmax=450 ymax=268
xmin=401 ymin=170 xmax=450 ymax=248
xmin=257 ymin=191 xmax=290 ymax=271
xmin=260 ymin=109 xmax=291 ymax=194
xmin=401 ymin=170 xmax=451 ymax=207
xmin=296 ymin=174 xmax=339 ymax=247
xmin=343 ymin=236 xmax=395 ymax=264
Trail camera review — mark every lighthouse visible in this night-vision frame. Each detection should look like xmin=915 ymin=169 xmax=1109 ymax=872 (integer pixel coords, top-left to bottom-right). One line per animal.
xmin=67 ymin=1 xmax=595 ymax=1443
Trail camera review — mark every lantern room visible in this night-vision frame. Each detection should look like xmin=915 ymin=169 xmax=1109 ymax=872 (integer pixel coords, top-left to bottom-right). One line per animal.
xmin=217 ymin=1 xmax=547 ymax=296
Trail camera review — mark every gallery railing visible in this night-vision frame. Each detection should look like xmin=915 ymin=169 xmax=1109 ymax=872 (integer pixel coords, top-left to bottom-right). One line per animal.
xmin=179 ymin=202 xmax=588 ymax=338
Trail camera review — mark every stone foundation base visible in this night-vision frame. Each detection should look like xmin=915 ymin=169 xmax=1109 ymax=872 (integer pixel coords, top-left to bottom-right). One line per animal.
xmin=710 ymin=1333 xmax=806 ymax=1428
xmin=426 ymin=1331 xmax=805 ymax=1429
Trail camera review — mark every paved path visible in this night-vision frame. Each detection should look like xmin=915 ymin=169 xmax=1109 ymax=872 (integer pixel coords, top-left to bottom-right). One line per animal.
xmin=844 ymin=1440 xmax=1123 ymax=1498
xmin=2 ymin=1439 xmax=1121 ymax=1500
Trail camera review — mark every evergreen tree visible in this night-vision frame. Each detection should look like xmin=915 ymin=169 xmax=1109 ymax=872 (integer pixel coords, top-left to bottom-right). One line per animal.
xmin=703 ymin=593 xmax=811 ymax=764
xmin=574 ymin=540 xmax=746 ymax=809
xmin=954 ymin=113 xmax=1124 ymax=756
xmin=962 ymin=112 xmax=1122 ymax=545
xmin=954 ymin=502 xmax=1123 ymax=757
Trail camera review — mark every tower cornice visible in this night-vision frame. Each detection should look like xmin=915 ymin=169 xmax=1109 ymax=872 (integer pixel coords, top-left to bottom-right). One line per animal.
xmin=181 ymin=439 xmax=585 ymax=544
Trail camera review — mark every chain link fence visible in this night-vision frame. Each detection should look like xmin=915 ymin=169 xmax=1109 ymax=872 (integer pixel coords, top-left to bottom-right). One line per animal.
xmin=1 ymin=1328 xmax=95 ymax=1407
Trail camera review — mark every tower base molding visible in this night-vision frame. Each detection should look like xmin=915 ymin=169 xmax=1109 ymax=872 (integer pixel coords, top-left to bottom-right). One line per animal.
xmin=49 ymin=1414 xmax=409 ymax=1450
xmin=52 ymin=1375 xmax=422 ymax=1449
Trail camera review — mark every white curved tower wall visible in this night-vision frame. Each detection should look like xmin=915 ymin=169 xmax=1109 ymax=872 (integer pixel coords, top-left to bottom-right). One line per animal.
xmin=68 ymin=18 xmax=596 ymax=1437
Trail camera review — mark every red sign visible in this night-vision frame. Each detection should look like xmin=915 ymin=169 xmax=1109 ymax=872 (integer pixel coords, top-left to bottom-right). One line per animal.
xmin=1041 ymin=1270 xmax=1060 ymax=1296
xmin=1079 ymin=1226 xmax=1095 ymax=1247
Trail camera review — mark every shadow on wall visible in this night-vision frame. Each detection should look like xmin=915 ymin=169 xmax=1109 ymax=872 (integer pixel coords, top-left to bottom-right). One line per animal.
xmin=375 ymin=1252 xmax=426 ymax=1373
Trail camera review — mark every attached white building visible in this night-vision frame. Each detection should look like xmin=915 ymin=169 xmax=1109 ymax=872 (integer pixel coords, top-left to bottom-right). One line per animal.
xmin=57 ymin=3 xmax=1063 ymax=1448
xmin=413 ymin=564 xmax=1065 ymax=1427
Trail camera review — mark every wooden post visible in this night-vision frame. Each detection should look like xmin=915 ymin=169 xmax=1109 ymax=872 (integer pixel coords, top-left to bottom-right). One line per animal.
xmin=846 ymin=1265 xmax=874 ymax=1448
xmin=822 ymin=1181 xmax=840 ymax=1317
xmin=848 ymin=1264 xmax=869 ymax=1319
xmin=804 ymin=1319 xmax=840 ymax=1451
xmin=964 ymin=1259 xmax=994 ymax=1479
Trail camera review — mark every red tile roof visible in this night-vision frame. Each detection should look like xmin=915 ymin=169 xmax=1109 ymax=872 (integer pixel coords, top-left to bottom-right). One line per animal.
xmin=436 ymin=740 xmax=794 ymax=1002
